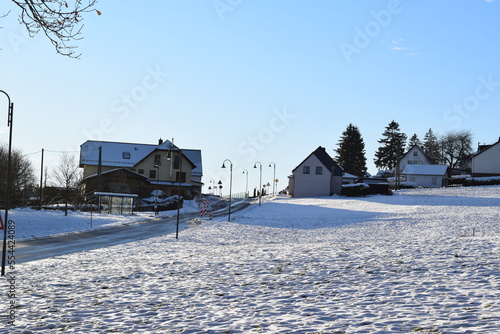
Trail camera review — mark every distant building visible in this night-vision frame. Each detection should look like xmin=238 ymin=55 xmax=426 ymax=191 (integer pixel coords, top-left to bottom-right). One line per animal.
xmin=402 ymin=164 xmax=449 ymax=188
xmin=79 ymin=138 xmax=202 ymax=199
xmin=397 ymin=145 xmax=434 ymax=175
xmin=472 ymin=138 xmax=500 ymax=176
xmin=342 ymin=172 xmax=357 ymax=185
xmin=288 ymin=146 xmax=343 ymax=197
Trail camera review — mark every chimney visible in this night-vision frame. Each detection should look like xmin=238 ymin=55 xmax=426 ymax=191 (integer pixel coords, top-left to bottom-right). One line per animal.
xmin=158 ymin=138 xmax=163 ymax=145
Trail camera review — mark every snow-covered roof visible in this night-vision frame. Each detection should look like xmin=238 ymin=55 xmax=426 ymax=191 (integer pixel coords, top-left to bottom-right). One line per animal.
xmin=79 ymin=140 xmax=200 ymax=172
xmin=292 ymin=146 xmax=343 ymax=176
xmin=343 ymin=172 xmax=357 ymax=179
xmin=402 ymin=164 xmax=448 ymax=176
xmin=183 ymin=149 xmax=203 ymax=176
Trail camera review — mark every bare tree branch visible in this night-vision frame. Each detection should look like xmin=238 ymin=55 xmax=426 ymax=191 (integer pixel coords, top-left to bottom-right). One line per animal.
xmin=7 ymin=0 xmax=100 ymax=58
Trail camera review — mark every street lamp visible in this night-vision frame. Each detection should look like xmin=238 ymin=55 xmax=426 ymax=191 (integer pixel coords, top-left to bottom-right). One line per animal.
xmin=166 ymin=141 xmax=182 ymax=239
xmin=154 ymin=163 xmax=160 ymax=215
xmin=221 ymin=159 xmax=233 ymax=221
xmin=253 ymin=161 xmax=262 ymax=206
xmin=269 ymin=162 xmax=276 ymax=196
xmin=242 ymin=169 xmax=249 ymax=198
xmin=1 ymin=90 xmax=14 ymax=277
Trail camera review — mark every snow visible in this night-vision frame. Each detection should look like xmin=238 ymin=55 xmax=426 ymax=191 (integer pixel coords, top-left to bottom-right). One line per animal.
xmin=402 ymin=164 xmax=448 ymax=176
xmin=3 ymin=186 xmax=500 ymax=333
xmin=8 ymin=200 xmax=201 ymax=241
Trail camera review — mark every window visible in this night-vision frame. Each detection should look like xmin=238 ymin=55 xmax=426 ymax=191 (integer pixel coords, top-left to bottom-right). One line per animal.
xmin=123 ymin=152 xmax=131 ymax=159
xmin=303 ymin=166 xmax=310 ymax=174
xmin=316 ymin=166 xmax=323 ymax=174
xmin=149 ymin=170 xmax=157 ymax=179
xmin=173 ymin=156 xmax=181 ymax=169
xmin=175 ymin=172 xmax=186 ymax=183
xmin=154 ymin=154 xmax=161 ymax=167
xmin=413 ymin=151 xmax=418 ymax=157
xmin=409 ymin=176 xmax=415 ymax=182
xmin=138 ymin=169 xmax=144 ymax=175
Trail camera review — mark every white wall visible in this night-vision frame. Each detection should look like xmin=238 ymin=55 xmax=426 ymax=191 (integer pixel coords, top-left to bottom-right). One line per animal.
xmin=293 ymin=155 xmax=332 ymax=197
xmin=473 ymin=143 xmax=500 ymax=175
xmin=399 ymin=146 xmax=432 ymax=174
xmin=406 ymin=175 xmax=443 ymax=188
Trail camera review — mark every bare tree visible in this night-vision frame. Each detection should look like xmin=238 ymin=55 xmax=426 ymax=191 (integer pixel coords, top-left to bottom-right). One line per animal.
xmin=53 ymin=152 xmax=79 ymax=215
xmin=439 ymin=130 xmax=473 ymax=171
xmin=0 ymin=145 xmax=36 ymax=207
xmin=5 ymin=0 xmax=100 ymax=58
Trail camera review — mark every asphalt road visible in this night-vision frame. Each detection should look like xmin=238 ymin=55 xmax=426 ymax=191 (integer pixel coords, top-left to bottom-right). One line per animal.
xmin=12 ymin=198 xmax=255 ymax=264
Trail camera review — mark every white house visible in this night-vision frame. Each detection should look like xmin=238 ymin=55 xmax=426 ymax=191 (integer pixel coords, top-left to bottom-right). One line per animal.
xmin=342 ymin=172 xmax=358 ymax=184
xmin=288 ymin=146 xmax=343 ymax=197
xmin=398 ymin=145 xmax=434 ymax=175
xmin=472 ymin=138 xmax=500 ymax=176
xmin=402 ymin=164 xmax=449 ymax=188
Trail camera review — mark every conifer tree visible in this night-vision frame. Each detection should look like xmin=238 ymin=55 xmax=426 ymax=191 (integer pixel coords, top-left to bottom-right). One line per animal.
xmin=374 ymin=120 xmax=407 ymax=170
xmin=408 ymin=133 xmax=421 ymax=148
xmin=423 ymin=128 xmax=441 ymax=163
xmin=335 ymin=123 xmax=367 ymax=178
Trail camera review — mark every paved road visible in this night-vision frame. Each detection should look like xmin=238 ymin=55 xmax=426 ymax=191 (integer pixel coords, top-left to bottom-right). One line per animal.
xmin=13 ymin=198 xmax=254 ymax=264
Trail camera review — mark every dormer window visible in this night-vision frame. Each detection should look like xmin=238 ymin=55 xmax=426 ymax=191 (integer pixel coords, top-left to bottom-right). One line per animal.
xmin=123 ymin=152 xmax=131 ymax=159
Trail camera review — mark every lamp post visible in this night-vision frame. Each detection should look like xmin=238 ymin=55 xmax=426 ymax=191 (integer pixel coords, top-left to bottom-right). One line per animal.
xmin=253 ymin=161 xmax=262 ymax=206
xmin=154 ymin=163 xmax=160 ymax=215
xmin=167 ymin=141 xmax=182 ymax=239
xmin=221 ymin=159 xmax=233 ymax=221
xmin=269 ymin=162 xmax=276 ymax=196
xmin=242 ymin=169 xmax=249 ymax=198
xmin=1 ymin=90 xmax=14 ymax=277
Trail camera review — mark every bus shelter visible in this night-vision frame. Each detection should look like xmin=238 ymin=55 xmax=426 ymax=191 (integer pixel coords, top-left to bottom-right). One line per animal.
xmin=93 ymin=192 xmax=138 ymax=215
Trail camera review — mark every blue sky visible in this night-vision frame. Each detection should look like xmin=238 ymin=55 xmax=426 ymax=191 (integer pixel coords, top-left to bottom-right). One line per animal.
xmin=1 ymin=0 xmax=500 ymax=195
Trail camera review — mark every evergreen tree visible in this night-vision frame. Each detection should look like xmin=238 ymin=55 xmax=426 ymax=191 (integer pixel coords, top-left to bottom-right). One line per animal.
xmin=423 ymin=128 xmax=441 ymax=163
xmin=374 ymin=120 xmax=407 ymax=170
xmin=335 ymin=123 xmax=367 ymax=178
xmin=408 ymin=133 xmax=421 ymax=147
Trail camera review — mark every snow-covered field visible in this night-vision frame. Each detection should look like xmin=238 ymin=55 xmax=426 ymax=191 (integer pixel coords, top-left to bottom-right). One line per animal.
xmin=2 ymin=186 xmax=500 ymax=333
xmin=8 ymin=200 xmax=202 ymax=241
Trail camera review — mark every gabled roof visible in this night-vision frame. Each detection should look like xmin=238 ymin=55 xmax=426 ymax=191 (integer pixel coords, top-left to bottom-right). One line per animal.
xmin=80 ymin=139 xmax=200 ymax=171
xmin=400 ymin=144 xmax=434 ymax=163
xmin=183 ymin=149 xmax=203 ymax=176
xmin=473 ymin=137 xmax=500 ymax=157
xmin=292 ymin=146 xmax=343 ymax=176
xmin=402 ymin=164 xmax=448 ymax=176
